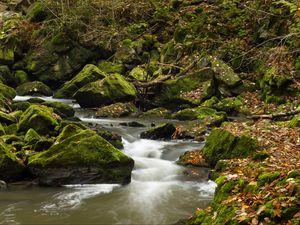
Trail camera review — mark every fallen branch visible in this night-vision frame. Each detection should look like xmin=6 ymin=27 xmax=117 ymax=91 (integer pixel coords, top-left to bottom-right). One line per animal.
xmin=247 ymin=109 xmax=300 ymax=120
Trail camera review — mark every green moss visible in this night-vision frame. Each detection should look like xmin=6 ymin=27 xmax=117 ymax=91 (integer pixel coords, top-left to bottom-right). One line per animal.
xmin=215 ymin=160 xmax=229 ymax=172
xmin=0 ymin=48 xmax=14 ymax=65
xmin=288 ymin=114 xmax=300 ymax=128
xmin=287 ymin=170 xmax=299 ymax=178
xmin=172 ymin=108 xmax=198 ymax=120
xmin=202 ymin=128 xmax=258 ymax=166
xmin=98 ymin=61 xmax=125 ymax=75
xmin=243 ymin=182 xmax=259 ymax=194
xmin=74 ymin=73 xmax=137 ymax=108
xmin=129 ymin=66 xmax=147 ymax=81
xmin=214 ymin=97 xmax=243 ymax=113
xmin=55 ymin=124 xmax=84 ymax=143
xmin=11 ymin=101 xmax=31 ymax=112
xmin=54 ymin=64 xmax=107 ymax=98
xmin=0 ymin=65 xmax=14 ymax=85
xmin=96 ymin=130 xmax=123 ymax=149
xmin=140 ymin=107 xmax=171 ymax=119
xmin=253 ymin=151 xmax=271 ymax=161
xmin=16 ymin=81 xmax=53 ymax=96
xmin=24 ymin=128 xmax=41 ymax=145
xmin=213 ymin=180 xmax=235 ymax=204
xmin=14 ymin=70 xmax=29 ymax=86
xmin=257 ymin=171 xmax=281 ymax=186
xmin=5 ymin=123 xmax=17 ymax=135
xmin=18 ymin=105 xmax=61 ymax=135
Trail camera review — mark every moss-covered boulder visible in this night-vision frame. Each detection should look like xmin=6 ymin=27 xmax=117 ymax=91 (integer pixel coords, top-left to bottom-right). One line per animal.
xmin=28 ymin=128 xmax=134 ymax=186
xmin=0 ymin=141 xmax=25 ymax=181
xmin=98 ymin=61 xmax=125 ymax=75
xmin=18 ymin=105 xmax=61 ymax=135
xmin=0 ymin=111 xmax=16 ymax=125
xmin=11 ymin=101 xmax=31 ymax=112
xmin=139 ymin=107 xmax=172 ymax=119
xmin=140 ymin=123 xmax=176 ymax=140
xmin=74 ymin=73 xmax=137 ymax=108
xmin=42 ymin=101 xmax=75 ymax=118
xmin=211 ymin=58 xmax=241 ymax=87
xmin=16 ymin=81 xmax=53 ymax=96
xmin=0 ymin=82 xmax=16 ymax=99
xmin=25 ymin=34 xmax=92 ymax=88
xmin=54 ymin=64 xmax=107 ymax=98
xmin=202 ymin=128 xmax=258 ymax=166
xmin=95 ymin=129 xmax=123 ymax=149
xmin=213 ymin=97 xmax=243 ymax=113
xmin=95 ymin=102 xmax=137 ymax=118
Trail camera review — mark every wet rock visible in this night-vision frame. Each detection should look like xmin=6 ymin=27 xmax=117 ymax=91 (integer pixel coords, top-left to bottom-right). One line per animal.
xmin=202 ymin=128 xmax=258 ymax=166
xmin=140 ymin=123 xmax=176 ymax=140
xmin=119 ymin=121 xmax=145 ymax=127
xmin=16 ymin=81 xmax=53 ymax=96
xmin=75 ymin=74 xmax=137 ymax=108
xmin=177 ymin=150 xmax=209 ymax=167
xmin=95 ymin=129 xmax=123 ymax=149
xmin=139 ymin=107 xmax=171 ymax=119
xmin=95 ymin=102 xmax=137 ymax=118
xmin=54 ymin=64 xmax=107 ymax=98
xmin=28 ymin=127 xmax=134 ymax=186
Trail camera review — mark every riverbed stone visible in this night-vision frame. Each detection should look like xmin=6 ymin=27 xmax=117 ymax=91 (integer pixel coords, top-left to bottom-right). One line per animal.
xmin=140 ymin=123 xmax=176 ymax=140
xmin=0 ymin=141 xmax=25 ymax=181
xmin=28 ymin=128 xmax=134 ymax=186
xmin=54 ymin=64 xmax=107 ymax=98
xmin=16 ymin=81 xmax=53 ymax=96
xmin=74 ymin=73 xmax=137 ymax=108
xmin=202 ymin=128 xmax=258 ymax=166
xmin=95 ymin=102 xmax=137 ymax=118
xmin=177 ymin=150 xmax=209 ymax=167
xmin=18 ymin=105 xmax=61 ymax=135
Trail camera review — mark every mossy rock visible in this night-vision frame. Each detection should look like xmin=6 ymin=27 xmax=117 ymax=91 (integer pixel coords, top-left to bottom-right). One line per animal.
xmin=140 ymin=123 xmax=176 ymax=140
xmin=75 ymin=73 xmax=137 ymax=108
xmin=0 ymin=141 xmax=25 ymax=181
xmin=16 ymin=81 xmax=53 ymax=96
xmin=0 ymin=93 xmax=11 ymax=112
xmin=28 ymin=129 xmax=134 ymax=186
xmin=211 ymin=58 xmax=241 ymax=87
xmin=4 ymin=123 xmax=17 ymax=135
xmin=26 ymin=1 xmax=49 ymax=22
xmin=139 ymin=107 xmax=172 ymax=119
xmin=0 ymin=82 xmax=16 ymax=99
xmin=54 ymin=64 xmax=107 ymax=98
xmin=25 ymin=39 xmax=92 ymax=89
xmin=213 ymin=97 xmax=243 ymax=113
xmin=42 ymin=101 xmax=75 ymax=118
xmin=55 ymin=124 xmax=84 ymax=143
xmin=98 ymin=61 xmax=125 ymax=75
xmin=172 ymin=108 xmax=199 ymax=120
xmin=288 ymin=114 xmax=300 ymax=128
xmin=34 ymin=138 xmax=54 ymax=152
xmin=0 ymin=65 xmax=14 ymax=86
xmin=18 ymin=105 xmax=61 ymax=135
xmin=202 ymin=128 xmax=258 ymax=166
xmin=14 ymin=70 xmax=29 ymax=86
xmin=24 ymin=128 xmax=41 ymax=145
xmin=95 ymin=102 xmax=137 ymax=118
xmin=0 ymin=111 xmax=16 ymax=125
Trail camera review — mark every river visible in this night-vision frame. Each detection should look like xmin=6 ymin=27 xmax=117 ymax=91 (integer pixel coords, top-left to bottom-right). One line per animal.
xmin=0 ymin=96 xmax=216 ymax=225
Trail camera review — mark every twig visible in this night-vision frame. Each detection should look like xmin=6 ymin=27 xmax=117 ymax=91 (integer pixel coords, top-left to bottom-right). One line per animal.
xmin=247 ymin=110 xmax=300 ymax=120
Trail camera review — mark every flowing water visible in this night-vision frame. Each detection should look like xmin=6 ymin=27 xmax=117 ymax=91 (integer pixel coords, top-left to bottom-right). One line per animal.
xmin=0 ymin=97 xmax=216 ymax=225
